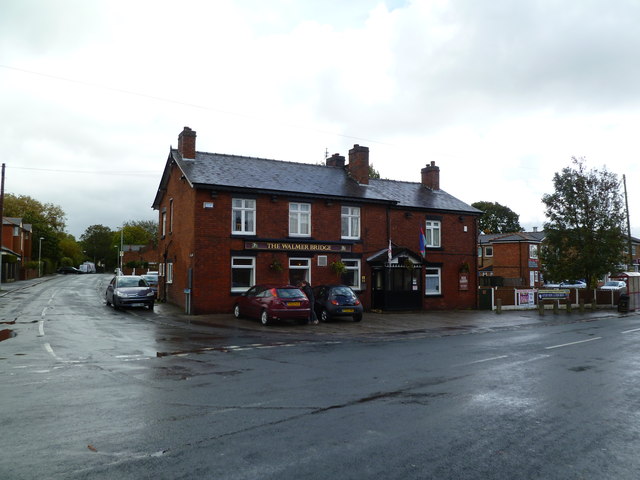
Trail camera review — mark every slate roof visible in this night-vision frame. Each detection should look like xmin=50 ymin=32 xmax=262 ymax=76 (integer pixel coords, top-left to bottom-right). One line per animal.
xmin=479 ymin=231 xmax=546 ymax=244
xmin=153 ymin=149 xmax=481 ymax=215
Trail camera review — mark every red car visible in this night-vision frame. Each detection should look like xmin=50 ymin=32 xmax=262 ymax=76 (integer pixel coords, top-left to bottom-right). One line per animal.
xmin=233 ymin=285 xmax=310 ymax=326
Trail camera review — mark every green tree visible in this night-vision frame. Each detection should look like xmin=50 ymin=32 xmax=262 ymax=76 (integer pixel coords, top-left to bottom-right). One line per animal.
xmin=472 ymin=201 xmax=524 ymax=234
xmin=369 ymin=164 xmax=381 ymax=179
xmin=80 ymin=225 xmax=114 ymax=269
xmin=541 ymin=157 xmax=626 ymax=288
xmin=115 ymin=222 xmax=156 ymax=247
xmin=4 ymin=193 xmax=67 ymax=271
xmin=58 ymin=233 xmax=84 ymax=267
xmin=124 ymin=220 xmax=158 ymax=247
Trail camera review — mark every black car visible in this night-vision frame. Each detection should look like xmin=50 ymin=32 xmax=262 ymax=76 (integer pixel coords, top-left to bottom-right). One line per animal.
xmin=57 ymin=266 xmax=82 ymax=274
xmin=105 ymin=275 xmax=155 ymax=311
xmin=312 ymin=284 xmax=363 ymax=322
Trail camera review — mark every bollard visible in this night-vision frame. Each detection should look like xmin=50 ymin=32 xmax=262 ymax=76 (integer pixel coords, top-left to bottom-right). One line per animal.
xmin=591 ymin=299 xmax=597 ymax=311
xmin=566 ymin=299 xmax=572 ymax=313
xmin=538 ymin=302 xmax=545 ymax=316
xmin=553 ymin=301 xmax=559 ymax=315
xmin=496 ymin=298 xmax=502 ymax=314
xmin=579 ymin=299 xmax=585 ymax=313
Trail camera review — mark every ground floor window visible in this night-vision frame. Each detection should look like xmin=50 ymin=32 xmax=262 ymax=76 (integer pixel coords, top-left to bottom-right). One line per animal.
xmin=289 ymin=258 xmax=310 ymax=286
xmin=167 ymin=262 xmax=174 ymax=284
xmin=425 ymin=268 xmax=441 ymax=295
xmin=231 ymin=257 xmax=255 ymax=292
xmin=341 ymin=259 xmax=361 ymax=290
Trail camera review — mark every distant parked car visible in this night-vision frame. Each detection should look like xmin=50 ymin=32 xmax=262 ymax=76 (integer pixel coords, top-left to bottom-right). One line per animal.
xmin=233 ymin=284 xmax=310 ymax=326
xmin=542 ymin=282 xmax=562 ymax=289
xmin=600 ymin=280 xmax=626 ymax=290
xmin=141 ymin=273 xmax=159 ymax=297
xmin=105 ymin=275 xmax=155 ymax=311
xmin=312 ymin=284 xmax=363 ymax=322
xmin=560 ymin=280 xmax=587 ymax=289
xmin=57 ymin=266 xmax=82 ymax=275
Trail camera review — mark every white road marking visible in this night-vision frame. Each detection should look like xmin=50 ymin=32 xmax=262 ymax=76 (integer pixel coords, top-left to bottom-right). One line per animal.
xmin=545 ymin=337 xmax=602 ymax=350
xmin=621 ymin=327 xmax=640 ymax=334
xmin=38 ymin=320 xmax=45 ymax=336
xmin=466 ymin=355 xmax=509 ymax=365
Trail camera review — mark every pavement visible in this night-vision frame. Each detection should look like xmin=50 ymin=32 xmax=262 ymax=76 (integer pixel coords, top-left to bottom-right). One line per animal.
xmin=4 ymin=275 xmax=638 ymax=338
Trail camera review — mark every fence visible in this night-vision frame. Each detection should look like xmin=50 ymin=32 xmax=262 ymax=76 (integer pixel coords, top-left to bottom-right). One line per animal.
xmin=481 ymin=286 xmax=625 ymax=311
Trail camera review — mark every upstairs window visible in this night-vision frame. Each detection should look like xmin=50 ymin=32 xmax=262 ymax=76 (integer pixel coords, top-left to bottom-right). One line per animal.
xmin=425 ymin=220 xmax=441 ymax=248
xmin=341 ymin=206 xmax=361 ymax=239
xmin=232 ymin=199 xmax=256 ymax=235
xmin=529 ymin=244 xmax=538 ymax=259
xmin=485 ymin=246 xmax=493 ymax=257
xmin=289 ymin=202 xmax=311 ymax=237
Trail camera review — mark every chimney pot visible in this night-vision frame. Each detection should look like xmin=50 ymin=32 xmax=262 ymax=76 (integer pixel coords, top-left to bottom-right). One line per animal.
xmin=326 ymin=153 xmax=345 ymax=168
xmin=178 ymin=126 xmax=197 ymax=159
xmin=348 ymin=144 xmax=370 ymax=184
xmin=421 ymin=162 xmax=440 ymax=190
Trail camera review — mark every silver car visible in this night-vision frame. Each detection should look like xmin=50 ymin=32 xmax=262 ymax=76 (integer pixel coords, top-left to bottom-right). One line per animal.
xmin=105 ymin=275 xmax=155 ymax=310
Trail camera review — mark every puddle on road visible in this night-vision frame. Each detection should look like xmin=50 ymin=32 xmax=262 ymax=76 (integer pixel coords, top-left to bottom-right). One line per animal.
xmin=0 ymin=329 xmax=17 ymax=342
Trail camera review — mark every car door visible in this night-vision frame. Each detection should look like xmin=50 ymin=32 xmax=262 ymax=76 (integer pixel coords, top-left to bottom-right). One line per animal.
xmin=243 ymin=286 xmax=264 ymax=318
xmin=106 ymin=277 xmax=116 ymax=303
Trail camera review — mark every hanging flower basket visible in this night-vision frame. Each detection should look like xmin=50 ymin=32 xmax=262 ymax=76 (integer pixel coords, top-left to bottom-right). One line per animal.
xmin=269 ymin=259 xmax=283 ymax=272
xmin=330 ymin=260 xmax=347 ymax=277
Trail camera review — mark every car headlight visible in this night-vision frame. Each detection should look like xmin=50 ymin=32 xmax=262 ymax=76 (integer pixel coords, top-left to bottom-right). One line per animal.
xmin=115 ymin=290 xmax=130 ymax=297
xmin=147 ymin=291 xmax=155 ymax=297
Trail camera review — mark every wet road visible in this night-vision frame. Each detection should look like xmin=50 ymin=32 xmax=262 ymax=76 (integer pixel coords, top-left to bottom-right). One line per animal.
xmin=2 ymin=274 xmax=640 ymax=479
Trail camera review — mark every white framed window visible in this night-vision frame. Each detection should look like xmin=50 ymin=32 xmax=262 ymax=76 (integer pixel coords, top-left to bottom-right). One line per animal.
xmin=159 ymin=263 xmax=165 ymax=277
xmin=166 ymin=262 xmax=174 ymax=284
xmin=289 ymin=258 xmax=311 ymax=285
xmin=232 ymin=198 xmax=256 ymax=235
xmin=342 ymin=259 xmax=361 ymax=290
xmin=341 ymin=206 xmax=360 ymax=239
xmin=529 ymin=244 xmax=538 ymax=259
xmin=231 ymin=257 xmax=255 ymax=292
xmin=425 ymin=267 xmax=441 ymax=295
xmin=485 ymin=246 xmax=493 ymax=257
xmin=169 ymin=198 xmax=174 ymax=234
xmin=289 ymin=202 xmax=311 ymax=237
xmin=425 ymin=220 xmax=441 ymax=247
xmin=161 ymin=209 xmax=167 ymax=237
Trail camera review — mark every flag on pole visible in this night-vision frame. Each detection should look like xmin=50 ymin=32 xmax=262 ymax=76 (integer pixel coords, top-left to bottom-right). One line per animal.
xmin=387 ymin=239 xmax=392 ymax=263
xmin=419 ymin=227 xmax=426 ymax=257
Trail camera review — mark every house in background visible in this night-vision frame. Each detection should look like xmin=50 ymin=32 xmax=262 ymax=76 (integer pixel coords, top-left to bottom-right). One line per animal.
xmin=1 ymin=217 xmax=33 ymax=282
xmin=478 ymin=230 xmax=545 ymax=288
xmin=152 ymin=127 xmax=481 ymax=315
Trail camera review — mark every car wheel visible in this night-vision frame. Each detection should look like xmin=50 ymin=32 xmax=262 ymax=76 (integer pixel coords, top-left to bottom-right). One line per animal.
xmin=260 ymin=310 xmax=270 ymax=326
xmin=233 ymin=304 xmax=241 ymax=319
xmin=320 ymin=309 xmax=330 ymax=322
xmin=353 ymin=314 xmax=362 ymax=322
xmin=105 ymin=296 xmax=111 ymax=306
xmin=113 ymin=298 xmax=120 ymax=310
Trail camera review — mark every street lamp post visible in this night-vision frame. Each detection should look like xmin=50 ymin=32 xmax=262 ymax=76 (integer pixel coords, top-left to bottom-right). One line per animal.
xmin=38 ymin=237 xmax=44 ymax=277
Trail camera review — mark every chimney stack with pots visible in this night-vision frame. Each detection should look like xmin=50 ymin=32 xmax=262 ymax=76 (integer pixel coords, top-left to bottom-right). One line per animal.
xmin=326 ymin=153 xmax=345 ymax=168
xmin=348 ymin=144 xmax=370 ymax=184
xmin=178 ymin=126 xmax=197 ymax=159
xmin=421 ymin=161 xmax=440 ymax=190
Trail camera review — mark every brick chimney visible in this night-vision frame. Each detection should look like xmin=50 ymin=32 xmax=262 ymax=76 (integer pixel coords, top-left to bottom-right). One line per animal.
xmin=326 ymin=153 xmax=345 ymax=168
xmin=177 ymin=126 xmax=197 ymax=159
xmin=348 ymin=144 xmax=369 ymax=184
xmin=421 ymin=161 xmax=440 ymax=190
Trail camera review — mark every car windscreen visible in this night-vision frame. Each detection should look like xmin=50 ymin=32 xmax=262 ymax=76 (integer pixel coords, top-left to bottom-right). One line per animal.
xmin=118 ymin=277 xmax=148 ymax=288
xmin=276 ymin=288 xmax=305 ymax=299
xmin=330 ymin=287 xmax=357 ymax=299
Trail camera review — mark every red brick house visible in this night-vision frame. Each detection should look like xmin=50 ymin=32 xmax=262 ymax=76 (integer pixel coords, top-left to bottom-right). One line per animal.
xmin=478 ymin=230 xmax=545 ymax=287
xmin=152 ymin=127 xmax=481 ymax=314
xmin=1 ymin=217 xmax=33 ymax=282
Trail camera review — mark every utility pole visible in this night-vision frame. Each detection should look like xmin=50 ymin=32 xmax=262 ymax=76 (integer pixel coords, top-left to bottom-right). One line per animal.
xmin=623 ymin=174 xmax=633 ymax=269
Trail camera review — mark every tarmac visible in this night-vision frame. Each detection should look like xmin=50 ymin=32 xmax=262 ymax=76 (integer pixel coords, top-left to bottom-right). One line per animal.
xmin=5 ymin=275 xmax=638 ymax=338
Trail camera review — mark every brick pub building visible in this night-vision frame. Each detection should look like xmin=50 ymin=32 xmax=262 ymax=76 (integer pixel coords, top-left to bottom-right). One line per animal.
xmin=153 ymin=127 xmax=481 ymax=314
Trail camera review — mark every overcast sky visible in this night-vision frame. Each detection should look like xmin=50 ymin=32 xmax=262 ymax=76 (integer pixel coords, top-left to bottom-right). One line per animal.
xmin=1 ymin=0 xmax=639 ymax=239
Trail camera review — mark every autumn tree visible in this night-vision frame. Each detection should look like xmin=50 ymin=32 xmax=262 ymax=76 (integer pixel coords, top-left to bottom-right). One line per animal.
xmin=541 ymin=157 xmax=626 ymax=288
xmin=472 ymin=201 xmax=523 ymax=234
